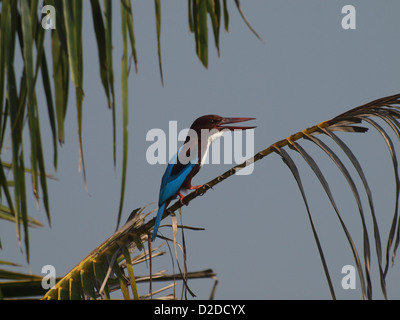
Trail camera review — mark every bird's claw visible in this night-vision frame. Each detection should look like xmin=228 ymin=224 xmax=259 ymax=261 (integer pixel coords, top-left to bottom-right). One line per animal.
xmin=178 ymin=193 xmax=187 ymax=206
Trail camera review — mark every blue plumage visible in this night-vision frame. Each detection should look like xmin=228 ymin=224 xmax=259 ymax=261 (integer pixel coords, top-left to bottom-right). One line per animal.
xmin=151 ymin=202 xmax=165 ymax=242
xmin=151 ymin=147 xmax=196 ymax=241
xmin=151 ymin=115 xmax=255 ymax=241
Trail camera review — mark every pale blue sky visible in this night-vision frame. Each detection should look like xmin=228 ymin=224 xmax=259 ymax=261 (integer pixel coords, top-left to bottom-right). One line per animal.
xmin=2 ymin=1 xmax=400 ymax=299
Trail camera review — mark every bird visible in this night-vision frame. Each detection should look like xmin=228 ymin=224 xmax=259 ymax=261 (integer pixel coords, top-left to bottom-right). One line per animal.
xmin=151 ymin=115 xmax=256 ymax=241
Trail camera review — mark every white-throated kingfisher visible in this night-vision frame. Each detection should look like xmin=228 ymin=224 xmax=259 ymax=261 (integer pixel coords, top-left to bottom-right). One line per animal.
xmin=151 ymin=115 xmax=256 ymax=241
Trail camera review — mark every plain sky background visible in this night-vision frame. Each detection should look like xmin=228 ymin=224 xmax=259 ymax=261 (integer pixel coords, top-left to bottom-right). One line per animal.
xmin=2 ymin=0 xmax=400 ymax=299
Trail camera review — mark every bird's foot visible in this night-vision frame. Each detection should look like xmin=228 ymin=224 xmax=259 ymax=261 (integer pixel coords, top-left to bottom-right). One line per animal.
xmin=178 ymin=193 xmax=186 ymax=205
xmin=189 ymin=184 xmax=208 ymax=196
xmin=189 ymin=185 xmax=203 ymax=191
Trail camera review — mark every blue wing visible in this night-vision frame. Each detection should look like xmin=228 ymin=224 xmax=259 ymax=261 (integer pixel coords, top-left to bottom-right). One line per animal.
xmin=158 ymin=146 xmax=196 ymax=205
xmin=152 ymin=147 xmax=196 ymax=241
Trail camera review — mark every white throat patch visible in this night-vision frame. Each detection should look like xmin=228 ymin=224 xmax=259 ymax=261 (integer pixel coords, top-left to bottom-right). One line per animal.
xmin=199 ymin=129 xmax=226 ymax=167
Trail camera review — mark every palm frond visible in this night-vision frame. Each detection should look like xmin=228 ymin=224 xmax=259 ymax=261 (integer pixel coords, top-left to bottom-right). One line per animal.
xmin=188 ymin=0 xmax=261 ymax=67
xmin=0 ymin=0 xmax=257 ymax=261
xmin=41 ymin=207 xmax=148 ymax=300
xmin=272 ymin=145 xmax=336 ymax=299
xmin=41 ymin=93 xmax=399 ymax=300
xmin=233 ymin=0 xmax=263 ymax=42
xmin=36 ymin=207 xmax=216 ymax=300
xmin=146 ymin=93 xmax=400 ymax=299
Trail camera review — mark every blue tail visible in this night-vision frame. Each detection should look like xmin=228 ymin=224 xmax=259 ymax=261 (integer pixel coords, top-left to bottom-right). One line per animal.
xmin=152 ymin=202 xmax=166 ymax=241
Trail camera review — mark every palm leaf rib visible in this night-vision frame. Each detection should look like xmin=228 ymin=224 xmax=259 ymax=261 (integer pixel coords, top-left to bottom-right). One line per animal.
xmin=272 ymin=145 xmax=336 ymax=300
xmin=302 ymin=133 xmax=368 ymax=299
xmin=286 ymin=139 xmax=368 ymax=299
xmin=154 ymin=0 xmax=163 ymax=86
xmin=167 ymin=94 xmax=400 ymax=212
xmin=318 ymin=128 xmax=374 ymax=299
xmin=233 ymin=0 xmax=263 ymax=42
xmin=358 ymin=116 xmax=400 ymax=279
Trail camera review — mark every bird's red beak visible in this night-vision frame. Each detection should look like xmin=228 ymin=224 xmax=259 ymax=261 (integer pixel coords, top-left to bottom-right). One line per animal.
xmin=217 ymin=117 xmax=256 ymax=131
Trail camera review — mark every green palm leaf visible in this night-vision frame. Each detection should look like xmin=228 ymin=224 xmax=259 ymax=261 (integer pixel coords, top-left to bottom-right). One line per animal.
xmin=0 ymin=0 xmax=256 ymax=262
xmin=5 ymin=0 xmax=399 ymax=301
xmin=39 ymin=208 xmax=216 ymax=300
